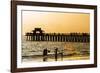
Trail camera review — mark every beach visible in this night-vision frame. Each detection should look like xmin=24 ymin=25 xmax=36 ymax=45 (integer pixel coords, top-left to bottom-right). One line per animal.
xmin=22 ymin=36 xmax=90 ymax=62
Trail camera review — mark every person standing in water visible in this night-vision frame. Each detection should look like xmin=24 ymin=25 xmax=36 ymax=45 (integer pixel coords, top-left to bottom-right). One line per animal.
xmin=43 ymin=48 xmax=50 ymax=62
xmin=55 ymin=48 xmax=58 ymax=61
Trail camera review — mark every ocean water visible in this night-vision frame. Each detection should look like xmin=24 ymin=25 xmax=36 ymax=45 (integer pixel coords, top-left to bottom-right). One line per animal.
xmin=22 ymin=36 xmax=90 ymax=62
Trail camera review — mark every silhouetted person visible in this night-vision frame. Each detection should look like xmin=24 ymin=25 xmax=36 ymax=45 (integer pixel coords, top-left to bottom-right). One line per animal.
xmin=43 ymin=48 xmax=50 ymax=62
xmin=55 ymin=48 xmax=58 ymax=61
xmin=60 ymin=50 xmax=63 ymax=61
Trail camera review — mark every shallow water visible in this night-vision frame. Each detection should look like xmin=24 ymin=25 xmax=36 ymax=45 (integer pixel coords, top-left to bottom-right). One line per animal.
xmin=22 ymin=36 xmax=90 ymax=62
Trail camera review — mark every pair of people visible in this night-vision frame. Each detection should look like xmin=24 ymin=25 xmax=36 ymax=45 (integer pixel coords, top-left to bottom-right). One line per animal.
xmin=43 ymin=48 xmax=63 ymax=62
xmin=55 ymin=48 xmax=64 ymax=61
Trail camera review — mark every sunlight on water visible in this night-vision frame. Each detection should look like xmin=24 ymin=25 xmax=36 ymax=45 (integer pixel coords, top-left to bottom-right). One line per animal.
xmin=22 ymin=36 xmax=90 ymax=62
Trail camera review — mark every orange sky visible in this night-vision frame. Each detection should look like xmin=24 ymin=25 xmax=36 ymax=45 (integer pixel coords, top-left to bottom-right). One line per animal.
xmin=22 ymin=11 xmax=90 ymax=35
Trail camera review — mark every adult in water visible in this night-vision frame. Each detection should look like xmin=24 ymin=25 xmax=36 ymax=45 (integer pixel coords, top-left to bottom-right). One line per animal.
xmin=43 ymin=48 xmax=50 ymax=62
xmin=55 ymin=48 xmax=58 ymax=61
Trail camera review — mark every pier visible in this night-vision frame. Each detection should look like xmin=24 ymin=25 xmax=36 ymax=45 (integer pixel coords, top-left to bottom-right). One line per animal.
xmin=25 ymin=28 xmax=90 ymax=42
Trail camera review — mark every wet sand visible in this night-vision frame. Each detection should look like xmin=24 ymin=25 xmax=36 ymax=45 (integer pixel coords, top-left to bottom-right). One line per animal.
xmin=22 ymin=55 xmax=89 ymax=62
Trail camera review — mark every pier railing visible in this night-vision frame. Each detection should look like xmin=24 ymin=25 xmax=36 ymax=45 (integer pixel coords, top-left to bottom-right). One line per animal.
xmin=25 ymin=32 xmax=90 ymax=42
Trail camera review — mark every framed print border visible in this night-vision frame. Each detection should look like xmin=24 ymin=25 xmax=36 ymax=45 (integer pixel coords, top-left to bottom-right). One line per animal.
xmin=11 ymin=1 xmax=97 ymax=73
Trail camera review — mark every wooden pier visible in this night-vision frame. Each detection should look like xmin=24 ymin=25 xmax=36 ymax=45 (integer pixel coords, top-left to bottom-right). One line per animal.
xmin=25 ymin=28 xmax=90 ymax=42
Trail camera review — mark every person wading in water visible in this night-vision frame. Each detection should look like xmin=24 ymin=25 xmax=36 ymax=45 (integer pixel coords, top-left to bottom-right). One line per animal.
xmin=43 ymin=48 xmax=50 ymax=62
xmin=55 ymin=48 xmax=58 ymax=61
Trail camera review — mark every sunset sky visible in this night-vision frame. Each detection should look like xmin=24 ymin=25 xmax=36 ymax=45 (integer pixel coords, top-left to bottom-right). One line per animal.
xmin=22 ymin=11 xmax=90 ymax=35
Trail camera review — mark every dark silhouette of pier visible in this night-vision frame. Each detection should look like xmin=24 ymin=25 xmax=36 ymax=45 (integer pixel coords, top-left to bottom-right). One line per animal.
xmin=25 ymin=28 xmax=90 ymax=42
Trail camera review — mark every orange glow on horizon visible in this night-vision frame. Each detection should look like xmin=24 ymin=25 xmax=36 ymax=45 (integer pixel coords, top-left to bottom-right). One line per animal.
xmin=22 ymin=11 xmax=90 ymax=35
